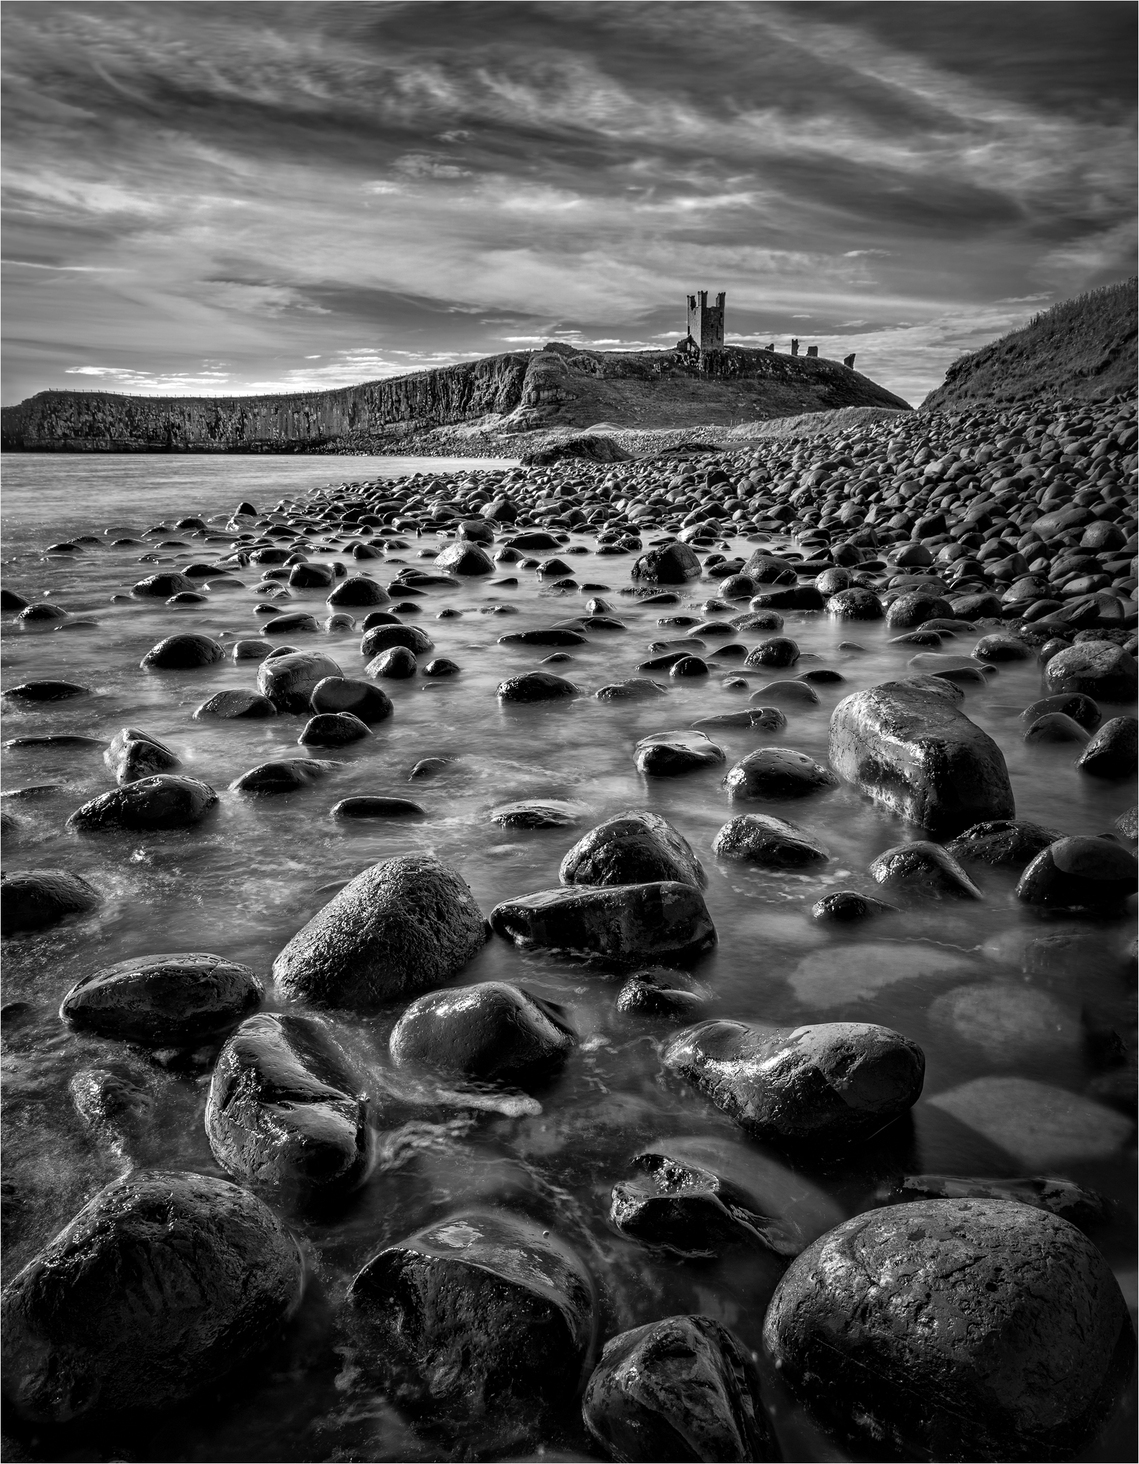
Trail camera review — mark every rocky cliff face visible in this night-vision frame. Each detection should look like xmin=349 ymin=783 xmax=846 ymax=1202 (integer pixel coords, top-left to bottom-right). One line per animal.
xmin=2 ymin=344 xmax=910 ymax=452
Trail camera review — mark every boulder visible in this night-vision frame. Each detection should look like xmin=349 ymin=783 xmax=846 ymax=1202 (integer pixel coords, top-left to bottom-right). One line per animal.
xmin=230 ymin=758 xmax=335 ymax=795
xmin=829 ymin=677 xmax=1014 ymax=834
xmin=973 ymin=632 xmax=1033 ymax=662
xmin=1020 ymin=693 xmax=1101 ymax=731
xmin=1 ymin=869 xmax=101 ymax=937
xmin=331 ymin=796 xmax=425 ymax=819
xmin=869 ymin=841 xmax=983 ymax=900
xmin=489 ymin=800 xmax=583 ymax=829
xmin=497 ymin=671 xmax=579 ymax=702
xmin=360 ymin=623 xmax=433 ymax=658
xmin=348 ymin=1210 xmax=595 ymax=1451
xmin=287 ymin=561 xmax=334 ymax=588
xmin=140 ymin=634 xmax=225 ymax=670
xmin=206 ymin=1013 xmax=372 ymax=1208
xmin=615 ymin=969 xmax=709 ymax=1019
xmin=595 ymin=678 xmax=668 ymax=700
xmin=104 ymin=727 xmax=180 ymax=784
xmin=0 ymin=1171 xmax=303 ymax=1423
xmin=1043 ymin=641 xmax=1138 ymax=703
xmin=389 ymin=982 xmax=576 ymax=1084
xmin=945 ymin=819 xmax=1064 ymax=868
xmin=762 ymin=1199 xmax=1135 ymax=1462
xmin=826 ymin=588 xmax=884 ymax=618
xmin=713 ymin=813 xmax=829 ymax=867
xmin=60 ymin=953 xmax=262 ymax=1046
xmin=1024 ymin=712 xmax=1091 ymax=744
xmin=1016 ymin=836 xmax=1138 ymax=909
xmin=68 ymin=775 xmax=218 ymax=832
xmin=274 ymin=855 xmax=487 ymax=1009
xmin=560 ymin=810 xmax=706 ymax=888
xmin=876 ymin=1174 xmax=1111 ymax=1233
xmin=327 ymin=575 xmax=390 ymax=607
xmin=810 ymin=890 xmax=897 ymax=923
xmin=434 ymin=542 xmax=495 ymax=575
xmin=633 ymin=730 xmax=725 ymax=777
xmin=4 ymin=680 xmax=90 ymax=702
xmin=298 ymin=711 xmax=372 ymax=746
xmin=723 ymin=748 xmax=839 ymax=800
xmin=257 ymin=650 xmax=344 ymax=712
xmin=309 ymin=675 xmax=393 ymax=723
xmin=1077 ymin=716 xmax=1138 ymax=778
xmin=490 ymin=882 xmax=716 ymax=965
xmin=744 ymin=636 xmax=799 ymax=669
xmin=131 ymin=572 xmax=196 ymax=598
xmin=582 ymin=1316 xmax=778 ymax=1463
xmin=499 ymin=627 xmax=587 ymax=646
xmin=193 ymin=689 xmax=277 ymax=720
xmin=261 ymin=612 xmax=321 ymax=636
xmin=663 ymin=1020 xmax=924 ymax=1146
xmin=366 ymin=645 xmax=417 ymax=679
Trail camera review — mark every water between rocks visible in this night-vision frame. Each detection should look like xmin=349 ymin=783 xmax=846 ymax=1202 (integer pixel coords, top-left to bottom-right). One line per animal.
xmin=2 ymin=452 xmax=1135 ymax=1462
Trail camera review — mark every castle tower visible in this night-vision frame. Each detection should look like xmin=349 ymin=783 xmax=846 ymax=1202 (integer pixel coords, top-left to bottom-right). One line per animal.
xmin=686 ymin=290 xmax=725 ymax=350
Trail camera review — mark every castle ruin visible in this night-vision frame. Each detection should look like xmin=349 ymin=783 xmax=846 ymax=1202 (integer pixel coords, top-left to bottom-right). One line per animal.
xmin=685 ymin=290 xmax=725 ymax=350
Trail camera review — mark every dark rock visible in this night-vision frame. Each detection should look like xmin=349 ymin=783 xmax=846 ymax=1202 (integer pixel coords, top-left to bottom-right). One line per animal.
xmin=60 ymin=952 xmax=262 ymax=1045
xmin=1020 ymin=693 xmax=1102 ymax=731
xmin=499 ymin=627 xmax=586 ymax=646
xmin=875 ymin=1174 xmax=1111 ymax=1233
xmin=3 ymin=680 xmax=90 ymax=703
xmin=287 ymin=561 xmax=334 ymax=588
xmin=332 ymin=796 xmax=425 ymax=819
xmin=193 ymin=689 xmax=277 ymax=720
xmin=762 ymin=1199 xmax=1135 ymax=1462
xmin=631 ymin=540 xmax=702 ymax=584
xmin=506 ymin=530 xmax=564 ymax=551
xmin=829 ymin=677 xmax=1014 ymax=834
xmin=826 ymin=588 xmax=884 ymax=618
xmin=102 ymin=727 xmax=180 ymax=785
xmin=409 ymin=756 xmax=453 ymax=779
xmin=0 ymin=1170 xmax=303 ymax=1423
xmin=1078 ymin=716 xmax=1139 ymax=777
xmin=274 ymin=854 xmax=487 ymax=1009
xmin=366 ymin=645 xmax=418 ymax=679
xmin=1017 ymin=836 xmax=1138 ymax=909
xmin=1 ymin=588 xmax=30 ymax=611
xmin=497 ymin=671 xmax=579 ymax=702
xmin=131 ymin=572 xmax=196 ymax=598
xmin=884 ymin=593 xmax=953 ymax=629
xmin=298 ymin=711 xmax=372 ymax=746
xmin=140 ymin=633 xmax=225 ymax=670
xmin=633 ymin=730 xmax=725 ymax=777
xmin=206 ymin=1013 xmax=371 ymax=1208
xmin=670 ymin=655 xmax=709 ymax=678
xmin=348 ymin=1209 xmax=595 ymax=1452
xmin=869 ymin=841 xmax=983 ymax=899
xmin=582 ymin=1315 xmax=778 ymax=1463
xmin=811 ymin=890 xmax=897 ymax=923
xmin=713 ymin=813 xmax=829 ymax=867
xmin=596 ymin=678 xmax=668 ymax=700
xmin=232 ymin=638 xmax=273 ymax=661
xmin=1 ymin=869 xmax=101 ymax=937
xmin=973 ymin=632 xmax=1033 ymax=662
xmin=327 ymin=575 xmax=390 ymax=607
xmin=257 ymin=650 xmax=344 ymax=712
xmin=1044 ymin=640 xmax=1138 ymax=702
xmin=262 ymin=612 xmax=321 ymax=635
xmin=490 ymin=799 xmax=582 ymax=828
xmin=435 ymin=542 xmax=495 ymax=575
xmin=723 ymin=748 xmax=839 ymax=800
xmin=664 ymin=1019 xmax=924 ymax=1146
xmin=68 ymin=775 xmax=218 ymax=832
xmin=615 ymin=969 xmax=709 ymax=1018
xmin=753 ymin=679 xmax=820 ymax=706
xmin=560 ymin=810 xmax=706 ymax=888
xmin=389 ymin=981 xmax=576 ymax=1084
xmin=731 ymin=610 xmax=784 ymax=632
xmin=1115 ymin=805 xmax=1138 ymax=842
xmin=310 ymin=676 xmax=393 ymax=723
xmin=360 ymin=623 xmax=433 ymax=658
xmin=490 ymin=881 xmax=716 ymax=965
xmin=945 ymin=819 xmax=1064 ymax=868
xmin=744 ymin=636 xmax=799 ymax=669
xmin=1024 ymin=712 xmax=1091 ymax=744
xmin=423 ymin=657 xmax=460 ymax=677
xmin=230 ymin=758 xmax=335 ymax=795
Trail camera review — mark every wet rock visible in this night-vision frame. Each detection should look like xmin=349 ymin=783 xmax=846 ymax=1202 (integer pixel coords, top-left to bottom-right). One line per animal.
xmin=1016 ymin=836 xmax=1138 ymax=909
xmin=287 ymin=561 xmax=334 ymax=588
xmin=206 ymin=1012 xmax=371 ymax=1208
xmin=615 ymin=969 xmax=709 ymax=1019
xmin=596 ymin=678 xmax=667 ymax=700
xmin=104 ymin=727 xmax=180 ymax=784
xmin=631 ymin=541 xmax=702 ymax=583
xmin=826 ymin=587 xmax=883 ymax=619
xmin=753 ymin=679 xmax=820 ymax=706
xmin=68 ymin=775 xmax=218 ymax=832
xmin=435 ymin=542 xmax=495 ymax=575
xmin=1116 ymin=805 xmax=1138 ymax=842
xmin=744 ymin=636 xmax=799 ymax=669
xmin=869 ymin=841 xmax=982 ymax=900
xmin=389 ymin=982 xmax=576 ymax=1084
xmin=332 ymin=796 xmax=425 ymax=819
xmin=582 ymin=1315 xmax=778 ymax=1463
xmin=1 ymin=869 xmax=102 ymax=937
xmin=633 ymin=730 xmax=725 ymax=777
xmin=262 ymin=611 xmax=321 ymax=636
xmin=829 ymin=677 xmax=1014 ymax=834
xmin=309 ymin=675 xmax=393 ymax=723
xmin=366 ymin=645 xmax=418 ymax=679
xmin=665 ymin=1019 xmax=923 ymax=1146
xmin=193 ymin=689 xmax=278 ymax=720
xmin=945 ymin=818 xmax=1064 ymax=868
xmin=1024 ymin=711 xmax=1091 ymax=744
xmin=140 ymin=633 xmax=225 ymax=670
xmin=327 ymin=575 xmax=390 ymax=607
xmin=360 ymin=623 xmax=433 ymax=658
xmin=670 ymin=654 xmax=708 ymax=678
xmin=348 ymin=1209 xmax=595 ymax=1451
xmin=884 ymin=593 xmax=953 ymax=629
xmin=3 ymin=680 xmax=90 ymax=703
xmin=497 ymin=671 xmax=579 ymax=702
xmin=1 ymin=588 xmax=30 ymax=611
xmin=1043 ymin=640 xmax=1138 ymax=702
xmin=60 ymin=952 xmax=262 ymax=1045
xmin=232 ymin=637 xmax=274 ymax=661
xmin=973 ymin=631 xmax=1033 ymax=662
xmin=723 ymin=748 xmax=839 ymax=800
xmin=423 ymin=657 xmax=460 ymax=677
xmin=230 ymin=758 xmax=335 ymax=795
xmin=490 ymin=881 xmax=716 ymax=965
xmin=409 ymin=755 xmax=453 ymax=779
xmin=490 ymin=799 xmax=582 ymax=829
xmin=1077 ymin=716 xmax=1138 ymax=777
xmin=274 ymin=854 xmax=487 ymax=1008
xmin=762 ymin=1199 xmax=1135 ymax=1462
xmin=1020 ymin=692 xmax=1102 ymax=731
xmin=875 ymin=1174 xmax=1111 ymax=1233
xmin=560 ymin=810 xmax=706 ymax=888
xmin=0 ymin=1170 xmax=303 ymax=1423
xmin=713 ymin=813 xmax=829 ymax=867
xmin=298 ymin=711 xmax=372 ymax=746
xmin=257 ymin=650 xmax=344 ymax=712
xmin=131 ymin=572 xmax=196 ymax=598
xmin=810 ymin=890 xmax=897 ymax=923
xmin=499 ymin=627 xmax=586 ymax=646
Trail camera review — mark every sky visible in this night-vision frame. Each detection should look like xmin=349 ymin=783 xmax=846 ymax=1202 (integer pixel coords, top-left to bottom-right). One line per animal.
xmin=2 ymin=0 xmax=1135 ymax=407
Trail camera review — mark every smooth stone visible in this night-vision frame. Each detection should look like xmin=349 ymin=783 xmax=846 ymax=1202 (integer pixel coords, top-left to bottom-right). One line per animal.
xmin=230 ymin=758 xmax=336 ymax=794
xmin=3 ymin=680 xmax=90 ymax=702
xmin=1044 ymin=640 xmax=1138 ymax=702
xmin=1016 ymin=835 xmax=1138 ymax=908
xmin=945 ymin=818 xmax=1064 ymax=868
xmin=1116 ymin=805 xmax=1138 ymax=842
xmin=884 ymin=592 xmax=953 ymax=629
xmin=261 ymin=611 xmax=321 ymax=635
xmin=497 ymin=671 xmax=579 ymax=702
xmin=0 ymin=1171 xmax=303 ymax=1423
xmin=560 ymin=810 xmax=706 ymax=888
xmin=498 ymin=627 xmax=586 ymax=646
xmin=825 ymin=587 xmax=884 ymax=619
xmin=596 ymin=678 xmax=668 ymax=700
xmin=869 ymin=840 xmax=982 ymax=900
xmin=309 ymin=676 xmax=393 ymax=723
xmin=422 ymin=657 xmax=460 ymax=677
xmin=810 ymin=890 xmax=898 ymax=924
xmin=193 ymin=689 xmax=278 ymax=720
xmin=68 ymin=775 xmax=218 ymax=832
xmin=432 ymin=542 xmax=495 ymax=575
xmin=634 ymin=730 xmax=725 ymax=777
xmin=104 ymin=727 xmax=181 ymax=784
xmin=752 ymin=679 xmax=820 ymax=705
xmin=1024 ymin=711 xmax=1091 ymax=743
xmin=331 ymin=796 xmax=425 ymax=819
xmin=206 ymin=1013 xmax=371 ymax=1208
xmin=360 ymin=623 xmax=433 ymax=658
xmin=286 ymin=561 xmax=334 ymax=588
xmin=876 ymin=1174 xmax=1111 ymax=1232
xmin=928 ymin=1075 xmax=1135 ymax=1169
xmin=140 ymin=633 xmax=225 ymax=669
xmin=582 ymin=1316 xmax=779 ymax=1463
xmin=762 ymin=1199 xmax=1134 ymax=1462
xmin=298 ymin=712 xmax=372 ymax=746
xmin=131 ymin=572 xmax=196 ymax=598
xmin=60 ymin=952 xmax=262 ymax=1046
xmin=389 ymin=981 xmax=576 ymax=1084
xmin=256 ymin=650 xmax=344 ymax=712
xmin=1077 ymin=716 xmax=1139 ymax=777
xmin=731 ymin=610 xmax=784 ymax=631
xmin=1 ymin=869 xmax=102 ymax=937
xmin=788 ymin=941 xmax=968 ymax=1005
xmin=631 ymin=540 xmax=702 ymax=583
xmin=489 ymin=800 xmax=582 ymax=829
xmin=713 ymin=813 xmax=829 ymax=867
xmin=723 ymin=748 xmax=839 ymax=799
xmin=664 ymin=1020 xmax=924 ymax=1146
xmin=274 ymin=855 xmax=487 ymax=1009
xmin=1020 ymin=692 xmax=1102 ymax=731
xmin=669 ymin=654 xmax=707 ymax=678
xmin=829 ymin=677 xmax=1014 ymax=834
xmin=744 ymin=636 xmax=799 ymax=669
xmin=366 ymin=645 xmax=418 ymax=678
xmin=489 ymin=881 xmax=716 ymax=965
xmin=327 ymin=575 xmax=391 ymax=607
xmin=232 ymin=638 xmax=273 ymax=661
xmin=615 ymin=970 xmax=709 ymax=1018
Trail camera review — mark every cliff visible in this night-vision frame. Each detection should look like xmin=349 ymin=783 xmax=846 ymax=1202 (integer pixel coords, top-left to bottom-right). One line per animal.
xmin=2 ymin=343 xmax=910 ymax=453
xmin=922 ymin=279 xmax=1137 ymax=412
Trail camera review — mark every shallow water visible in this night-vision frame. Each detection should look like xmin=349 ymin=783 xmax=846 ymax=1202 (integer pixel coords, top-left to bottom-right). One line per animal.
xmin=1 ymin=453 xmax=1135 ymax=1462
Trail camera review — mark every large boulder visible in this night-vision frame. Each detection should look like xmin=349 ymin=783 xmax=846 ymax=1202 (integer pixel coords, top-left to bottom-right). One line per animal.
xmin=762 ymin=1199 xmax=1135 ymax=1461
xmin=1 ymin=1171 xmax=304 ymax=1423
xmin=274 ymin=855 xmax=487 ymax=1009
xmin=582 ymin=1315 xmax=779 ymax=1463
xmin=1 ymin=869 xmax=101 ymax=937
xmin=631 ymin=540 xmax=702 ymax=583
xmin=60 ymin=952 xmax=262 ymax=1046
xmin=829 ymin=677 xmax=1014 ymax=834
xmin=560 ymin=810 xmax=706 ymax=889
xmin=206 ymin=1013 xmax=372 ymax=1208
xmin=389 ymin=982 xmax=576 ymax=1085
xmin=1044 ymin=641 xmax=1138 ymax=703
xmin=663 ymin=1020 xmax=924 ymax=1146
xmin=347 ymin=1209 xmax=596 ymax=1452
xmin=256 ymin=650 xmax=343 ymax=712
xmin=67 ymin=775 xmax=218 ymax=832
xmin=490 ymin=882 xmax=716 ymax=965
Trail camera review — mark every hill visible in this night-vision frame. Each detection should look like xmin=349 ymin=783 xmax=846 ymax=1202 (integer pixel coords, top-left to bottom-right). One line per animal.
xmin=922 ymin=279 xmax=1137 ymax=411
xmin=1 ymin=343 xmax=910 ymax=453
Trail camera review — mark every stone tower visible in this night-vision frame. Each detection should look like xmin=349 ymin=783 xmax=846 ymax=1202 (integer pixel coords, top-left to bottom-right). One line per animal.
xmin=686 ymin=290 xmax=725 ymax=350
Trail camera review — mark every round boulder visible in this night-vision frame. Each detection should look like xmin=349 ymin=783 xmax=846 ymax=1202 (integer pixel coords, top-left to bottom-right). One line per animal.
xmin=1016 ymin=836 xmax=1138 ymax=909
xmin=140 ymin=634 xmax=225 ymax=670
xmin=327 ymin=575 xmax=390 ymax=608
xmin=713 ymin=813 xmax=829 ymax=867
xmin=389 ymin=981 xmax=576 ymax=1084
xmin=310 ymin=675 xmax=393 ymax=723
xmin=257 ymin=650 xmax=344 ymax=712
xmin=560 ymin=810 xmax=706 ymax=888
xmin=1 ymin=869 xmax=101 ymax=937
xmin=1044 ymin=641 xmax=1138 ymax=703
xmin=68 ymin=775 xmax=218 ymax=832
xmin=723 ymin=749 xmax=839 ymax=800
xmin=60 ymin=952 xmax=262 ymax=1045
